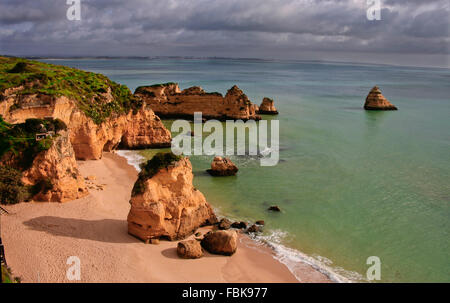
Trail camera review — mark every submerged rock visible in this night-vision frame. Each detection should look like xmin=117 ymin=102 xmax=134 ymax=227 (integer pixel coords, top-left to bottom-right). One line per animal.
xmin=364 ymin=86 xmax=397 ymax=110
xmin=268 ymin=205 xmax=281 ymax=212
xmin=231 ymin=221 xmax=248 ymax=229
xmin=207 ymin=156 xmax=239 ymax=176
xmin=127 ymin=153 xmax=218 ymax=242
xmin=201 ymin=230 xmax=238 ymax=256
xmin=177 ymin=240 xmax=203 ymax=259
xmin=255 ymin=220 xmax=265 ymax=225
xmin=247 ymin=224 xmax=261 ymax=233
xmin=257 ymin=97 xmax=278 ymax=115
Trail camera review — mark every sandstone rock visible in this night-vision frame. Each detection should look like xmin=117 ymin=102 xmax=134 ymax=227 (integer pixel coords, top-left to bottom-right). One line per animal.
xmin=127 ymin=153 xmax=218 ymax=241
xmin=21 ymin=130 xmax=88 ymax=202
xmin=177 ymin=240 xmax=203 ymax=259
xmin=134 ymin=83 xmax=261 ymax=121
xmin=268 ymin=205 xmax=281 ymax=212
xmin=86 ymin=175 xmax=96 ymax=181
xmin=364 ymin=86 xmax=397 ymax=110
xmin=257 ymin=97 xmax=278 ymax=115
xmin=255 ymin=220 xmax=265 ymax=225
xmin=218 ymin=218 xmax=232 ymax=230
xmin=231 ymin=221 xmax=248 ymax=229
xmin=207 ymin=156 xmax=238 ymax=176
xmin=201 ymin=230 xmax=238 ymax=256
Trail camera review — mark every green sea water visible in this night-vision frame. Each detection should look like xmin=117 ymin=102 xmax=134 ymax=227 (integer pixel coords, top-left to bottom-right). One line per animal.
xmin=43 ymin=58 xmax=450 ymax=282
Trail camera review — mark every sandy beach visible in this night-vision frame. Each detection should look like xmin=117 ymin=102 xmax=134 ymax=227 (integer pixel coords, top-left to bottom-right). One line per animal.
xmin=1 ymin=152 xmax=330 ymax=283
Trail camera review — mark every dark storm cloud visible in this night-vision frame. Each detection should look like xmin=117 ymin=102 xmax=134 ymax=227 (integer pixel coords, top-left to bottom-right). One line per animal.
xmin=0 ymin=0 xmax=448 ymax=65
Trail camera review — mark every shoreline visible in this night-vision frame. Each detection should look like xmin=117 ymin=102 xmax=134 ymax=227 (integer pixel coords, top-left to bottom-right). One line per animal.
xmin=1 ymin=152 xmax=331 ymax=283
xmin=115 ymin=150 xmax=337 ymax=283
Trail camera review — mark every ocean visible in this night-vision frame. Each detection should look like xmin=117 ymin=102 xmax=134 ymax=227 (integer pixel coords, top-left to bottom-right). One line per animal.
xmin=41 ymin=58 xmax=450 ymax=282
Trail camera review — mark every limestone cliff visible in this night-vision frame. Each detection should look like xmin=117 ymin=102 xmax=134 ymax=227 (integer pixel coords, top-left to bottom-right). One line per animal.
xmin=22 ymin=130 xmax=88 ymax=202
xmin=0 ymin=117 xmax=88 ymax=203
xmin=0 ymin=93 xmax=172 ymax=160
xmin=127 ymin=153 xmax=217 ymax=241
xmin=364 ymin=86 xmax=398 ymax=110
xmin=134 ymin=83 xmax=261 ymax=121
xmin=0 ymin=57 xmax=172 ymax=160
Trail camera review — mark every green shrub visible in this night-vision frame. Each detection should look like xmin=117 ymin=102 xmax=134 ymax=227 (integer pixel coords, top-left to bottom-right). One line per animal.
xmin=0 ymin=166 xmax=31 ymax=204
xmin=0 ymin=116 xmax=63 ymax=170
xmin=8 ymin=62 xmax=29 ymax=73
xmin=30 ymin=178 xmax=53 ymax=196
xmin=132 ymin=152 xmax=183 ymax=196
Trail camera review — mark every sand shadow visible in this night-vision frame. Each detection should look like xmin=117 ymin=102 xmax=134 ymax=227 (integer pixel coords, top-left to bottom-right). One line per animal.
xmin=23 ymin=216 xmax=138 ymax=244
xmin=161 ymin=247 xmax=179 ymax=259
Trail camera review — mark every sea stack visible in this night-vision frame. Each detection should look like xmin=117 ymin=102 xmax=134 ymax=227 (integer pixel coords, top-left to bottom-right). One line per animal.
xmin=257 ymin=97 xmax=279 ymax=115
xmin=134 ymin=83 xmax=261 ymax=121
xmin=364 ymin=86 xmax=397 ymax=110
xmin=127 ymin=153 xmax=217 ymax=242
xmin=207 ymin=156 xmax=238 ymax=176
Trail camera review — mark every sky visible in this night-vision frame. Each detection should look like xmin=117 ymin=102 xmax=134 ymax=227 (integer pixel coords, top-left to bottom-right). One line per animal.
xmin=0 ymin=0 xmax=449 ymax=67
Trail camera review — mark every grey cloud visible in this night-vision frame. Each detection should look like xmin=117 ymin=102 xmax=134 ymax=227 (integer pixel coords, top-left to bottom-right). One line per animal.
xmin=0 ymin=0 xmax=448 ymax=66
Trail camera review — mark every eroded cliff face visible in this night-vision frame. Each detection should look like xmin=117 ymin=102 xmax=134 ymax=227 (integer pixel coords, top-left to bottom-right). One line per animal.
xmin=127 ymin=157 xmax=217 ymax=241
xmin=134 ymin=83 xmax=261 ymax=121
xmin=0 ymin=91 xmax=172 ymax=160
xmin=22 ymin=130 xmax=88 ymax=202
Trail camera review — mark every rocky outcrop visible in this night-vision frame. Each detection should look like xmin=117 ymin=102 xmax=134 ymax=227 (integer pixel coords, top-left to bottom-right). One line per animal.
xmin=0 ymin=93 xmax=172 ymax=160
xmin=177 ymin=240 xmax=203 ymax=259
xmin=218 ymin=218 xmax=232 ymax=230
xmin=364 ymin=86 xmax=397 ymax=110
xmin=201 ymin=230 xmax=238 ymax=256
xmin=231 ymin=221 xmax=248 ymax=229
xmin=134 ymin=83 xmax=261 ymax=121
xmin=257 ymin=97 xmax=278 ymax=115
xmin=127 ymin=154 xmax=218 ymax=241
xmin=22 ymin=130 xmax=88 ymax=202
xmin=247 ymin=224 xmax=261 ymax=233
xmin=207 ymin=156 xmax=238 ymax=176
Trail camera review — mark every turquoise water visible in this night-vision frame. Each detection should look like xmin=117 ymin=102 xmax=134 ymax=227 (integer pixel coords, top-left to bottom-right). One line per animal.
xmin=42 ymin=58 xmax=450 ymax=282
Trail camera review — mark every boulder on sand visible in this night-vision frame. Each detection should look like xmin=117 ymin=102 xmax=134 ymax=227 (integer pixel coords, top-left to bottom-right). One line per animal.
xmin=201 ymin=230 xmax=238 ymax=256
xmin=364 ymin=86 xmax=397 ymax=110
xmin=218 ymin=218 xmax=232 ymax=230
xmin=177 ymin=240 xmax=203 ymax=259
xmin=207 ymin=156 xmax=238 ymax=176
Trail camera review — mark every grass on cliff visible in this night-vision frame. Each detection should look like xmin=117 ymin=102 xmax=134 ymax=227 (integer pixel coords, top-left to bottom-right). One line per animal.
xmin=0 ymin=116 xmax=66 ymax=170
xmin=131 ymin=152 xmax=183 ymax=196
xmin=1 ymin=265 xmax=20 ymax=283
xmin=0 ymin=56 xmax=142 ymax=124
xmin=0 ymin=165 xmax=53 ymax=205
